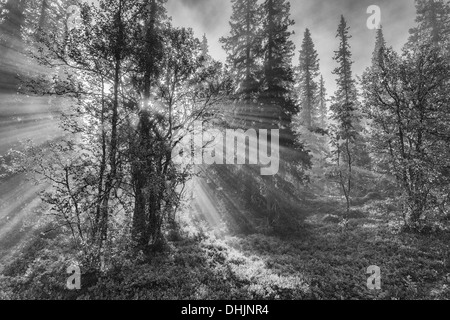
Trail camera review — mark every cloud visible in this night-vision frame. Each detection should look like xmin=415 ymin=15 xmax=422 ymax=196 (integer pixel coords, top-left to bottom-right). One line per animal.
xmin=167 ymin=0 xmax=231 ymax=61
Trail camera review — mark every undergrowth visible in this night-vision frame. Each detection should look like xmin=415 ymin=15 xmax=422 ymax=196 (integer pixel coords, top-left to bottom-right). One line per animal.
xmin=0 ymin=199 xmax=449 ymax=300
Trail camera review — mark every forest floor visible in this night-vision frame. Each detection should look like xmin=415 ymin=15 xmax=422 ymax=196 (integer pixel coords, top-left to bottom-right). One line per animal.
xmin=0 ymin=195 xmax=449 ymax=300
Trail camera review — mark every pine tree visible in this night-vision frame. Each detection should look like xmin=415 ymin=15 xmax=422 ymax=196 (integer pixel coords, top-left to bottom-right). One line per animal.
xmin=297 ymin=28 xmax=319 ymax=129
xmin=201 ymin=33 xmax=210 ymax=59
xmin=371 ymin=26 xmax=386 ymax=67
xmin=331 ymin=16 xmax=359 ymax=133
xmin=330 ymin=16 xmax=361 ymax=218
xmin=261 ymin=0 xmax=295 ymax=98
xmin=220 ymin=0 xmax=265 ymax=210
xmin=220 ymin=0 xmax=262 ymax=96
xmin=260 ymin=0 xmax=297 ymax=141
xmin=260 ymin=0 xmax=310 ymax=205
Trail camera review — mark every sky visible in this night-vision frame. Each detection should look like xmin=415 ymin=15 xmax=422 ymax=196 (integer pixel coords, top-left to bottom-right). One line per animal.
xmin=166 ymin=0 xmax=417 ymax=96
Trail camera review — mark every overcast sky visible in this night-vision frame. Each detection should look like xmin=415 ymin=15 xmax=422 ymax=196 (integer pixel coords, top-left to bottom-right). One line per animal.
xmin=167 ymin=0 xmax=417 ymax=96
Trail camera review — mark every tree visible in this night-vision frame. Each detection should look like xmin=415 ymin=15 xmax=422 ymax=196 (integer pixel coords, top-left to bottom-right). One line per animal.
xmin=201 ymin=33 xmax=211 ymax=60
xmin=17 ymin=0 xmax=229 ymax=264
xmin=220 ymin=0 xmax=262 ymax=97
xmin=129 ymin=0 xmax=169 ymax=251
xmin=258 ymin=0 xmax=310 ymax=229
xmin=261 ymin=0 xmax=295 ymax=96
xmin=220 ymin=0 xmax=266 ymax=216
xmin=260 ymin=0 xmax=299 ymax=151
xmin=407 ymin=0 xmax=450 ymax=48
xmin=130 ymin=23 xmax=229 ymax=251
xmin=293 ymin=30 xmax=326 ymax=177
xmin=361 ymin=44 xmax=450 ymax=227
xmin=371 ymin=26 xmax=386 ymax=67
xmin=297 ymin=28 xmax=319 ymax=129
xmin=19 ymin=0 xmax=149 ymax=263
xmin=329 ymin=16 xmax=361 ymax=219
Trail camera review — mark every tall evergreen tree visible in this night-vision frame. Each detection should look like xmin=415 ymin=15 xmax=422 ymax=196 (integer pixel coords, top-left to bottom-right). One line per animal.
xmin=220 ymin=0 xmax=262 ymax=96
xmin=260 ymin=0 xmax=310 ymax=207
xmin=261 ymin=0 xmax=295 ymax=97
xmin=260 ymin=0 xmax=297 ymax=142
xmin=201 ymin=33 xmax=210 ymax=58
xmin=220 ymin=0 xmax=265 ymax=212
xmin=329 ymin=16 xmax=361 ymax=218
xmin=297 ymin=28 xmax=319 ymax=129
xmin=371 ymin=26 xmax=386 ymax=67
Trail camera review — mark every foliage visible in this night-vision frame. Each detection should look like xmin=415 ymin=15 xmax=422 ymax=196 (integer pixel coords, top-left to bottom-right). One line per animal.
xmin=361 ymin=43 xmax=450 ymax=225
xmin=328 ymin=16 xmax=366 ymax=218
xmin=296 ymin=28 xmax=320 ymax=129
xmin=220 ymin=0 xmax=263 ymax=97
xmin=2 ymin=0 xmax=450 ymax=302
xmin=1 ymin=199 xmax=449 ymax=300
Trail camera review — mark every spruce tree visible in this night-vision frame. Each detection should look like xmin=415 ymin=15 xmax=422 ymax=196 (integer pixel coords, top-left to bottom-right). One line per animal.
xmin=261 ymin=0 xmax=295 ymax=98
xmin=330 ymin=16 xmax=360 ymax=218
xmin=220 ymin=0 xmax=264 ymax=209
xmin=260 ymin=0 xmax=297 ymax=143
xmin=331 ymin=16 xmax=359 ymax=134
xmin=220 ymin=0 xmax=262 ymax=96
xmin=201 ymin=33 xmax=210 ymax=60
xmin=260 ymin=0 xmax=310 ymax=205
xmin=297 ymin=28 xmax=319 ymax=129
xmin=371 ymin=26 xmax=386 ymax=67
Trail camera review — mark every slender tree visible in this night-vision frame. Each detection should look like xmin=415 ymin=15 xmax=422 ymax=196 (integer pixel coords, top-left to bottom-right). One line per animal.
xmin=297 ymin=28 xmax=319 ymax=129
xmin=201 ymin=33 xmax=210 ymax=58
xmin=329 ymin=16 xmax=361 ymax=219
xmin=371 ymin=26 xmax=386 ymax=67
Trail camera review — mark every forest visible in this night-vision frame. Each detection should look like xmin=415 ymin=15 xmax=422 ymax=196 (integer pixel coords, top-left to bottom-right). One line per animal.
xmin=0 ymin=0 xmax=449 ymax=300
